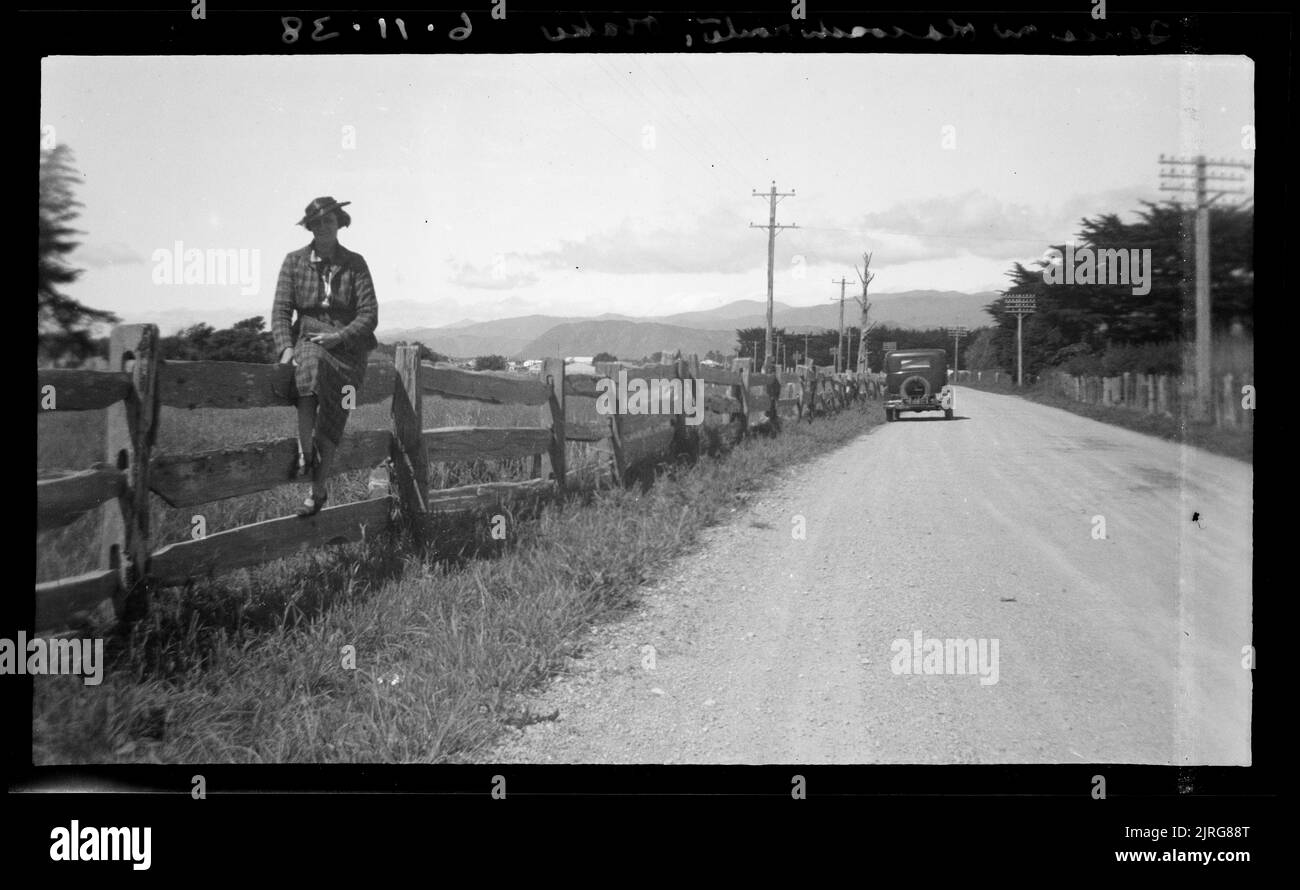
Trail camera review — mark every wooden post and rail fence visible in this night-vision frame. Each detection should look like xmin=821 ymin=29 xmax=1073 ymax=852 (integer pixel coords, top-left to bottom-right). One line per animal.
xmin=1041 ymin=370 xmax=1253 ymax=429
xmin=36 ymin=324 xmax=871 ymax=633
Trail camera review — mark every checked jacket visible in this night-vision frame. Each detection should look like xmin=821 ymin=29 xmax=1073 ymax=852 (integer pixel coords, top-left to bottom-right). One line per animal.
xmin=271 ymin=242 xmax=379 ymax=357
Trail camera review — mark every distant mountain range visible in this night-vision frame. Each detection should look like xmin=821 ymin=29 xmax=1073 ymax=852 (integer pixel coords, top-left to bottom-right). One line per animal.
xmin=378 ymin=290 xmax=1000 ymax=359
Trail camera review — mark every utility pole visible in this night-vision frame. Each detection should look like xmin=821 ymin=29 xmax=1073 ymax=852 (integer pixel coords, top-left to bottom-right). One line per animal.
xmin=1003 ymin=288 xmax=1036 ymax=387
xmin=854 ymin=252 xmax=875 ymax=374
xmin=750 ymin=181 xmax=797 ymax=374
xmin=831 ymin=277 xmax=851 ymax=373
xmin=1158 ymin=154 xmax=1250 ymax=421
xmin=946 ymin=326 xmax=967 ymax=379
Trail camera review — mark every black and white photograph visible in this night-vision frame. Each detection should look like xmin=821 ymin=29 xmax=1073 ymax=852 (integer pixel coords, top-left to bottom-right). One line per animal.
xmin=25 ymin=2 xmax=1275 ymax=857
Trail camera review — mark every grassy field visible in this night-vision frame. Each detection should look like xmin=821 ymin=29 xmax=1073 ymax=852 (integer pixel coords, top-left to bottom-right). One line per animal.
xmin=34 ymin=392 xmax=882 ymax=763
xmin=36 ymin=395 xmax=611 ymax=584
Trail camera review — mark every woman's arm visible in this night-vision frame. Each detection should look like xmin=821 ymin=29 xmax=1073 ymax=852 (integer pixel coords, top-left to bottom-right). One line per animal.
xmin=272 ymin=254 xmax=297 ymax=360
xmin=336 ymin=257 xmax=378 ymax=351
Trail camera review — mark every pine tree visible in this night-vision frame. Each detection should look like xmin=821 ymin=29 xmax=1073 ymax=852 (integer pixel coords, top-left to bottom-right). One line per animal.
xmin=38 ymin=144 xmax=118 ymax=363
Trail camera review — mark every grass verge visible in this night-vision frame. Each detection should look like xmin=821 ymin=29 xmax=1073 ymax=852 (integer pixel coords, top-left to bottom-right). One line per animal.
xmin=33 ymin=402 xmax=883 ymax=763
xmin=959 ymin=378 xmax=1252 ymax=463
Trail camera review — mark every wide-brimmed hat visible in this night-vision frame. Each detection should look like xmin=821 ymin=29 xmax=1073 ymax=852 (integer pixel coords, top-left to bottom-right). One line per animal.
xmin=298 ymin=196 xmax=352 ymax=228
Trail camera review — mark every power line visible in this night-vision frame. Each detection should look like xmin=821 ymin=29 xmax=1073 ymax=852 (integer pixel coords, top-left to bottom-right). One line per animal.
xmin=673 ymin=58 xmax=763 ymax=171
xmin=592 ymin=56 xmax=734 ymax=188
xmin=518 ymin=58 xmax=676 ymax=180
xmin=639 ymin=55 xmax=760 ymax=190
xmin=798 ymin=223 xmax=1075 ymax=246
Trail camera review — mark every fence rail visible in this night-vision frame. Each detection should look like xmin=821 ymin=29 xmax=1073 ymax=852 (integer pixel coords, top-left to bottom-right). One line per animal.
xmin=36 ymin=326 xmax=871 ymax=633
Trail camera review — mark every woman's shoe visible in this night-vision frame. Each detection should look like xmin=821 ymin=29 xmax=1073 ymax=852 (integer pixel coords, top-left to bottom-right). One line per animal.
xmin=295 ymin=491 xmax=328 ymax=517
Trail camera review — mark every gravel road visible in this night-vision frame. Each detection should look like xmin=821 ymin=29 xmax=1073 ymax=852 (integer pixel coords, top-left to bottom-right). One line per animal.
xmin=486 ymin=388 xmax=1253 ymax=764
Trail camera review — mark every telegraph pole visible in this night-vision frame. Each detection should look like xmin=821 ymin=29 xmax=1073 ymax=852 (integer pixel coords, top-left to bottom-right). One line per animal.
xmin=946 ymin=326 xmax=967 ymax=378
xmin=750 ymin=181 xmax=797 ymax=373
xmin=831 ymin=277 xmax=851 ymax=373
xmin=1003 ymin=289 xmax=1036 ymax=387
xmin=854 ymin=252 xmax=875 ymax=374
xmin=1158 ymin=154 xmax=1250 ymax=421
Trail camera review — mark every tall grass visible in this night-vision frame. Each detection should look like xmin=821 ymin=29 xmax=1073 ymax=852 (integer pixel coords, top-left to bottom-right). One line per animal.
xmin=33 ymin=400 xmax=883 ymax=763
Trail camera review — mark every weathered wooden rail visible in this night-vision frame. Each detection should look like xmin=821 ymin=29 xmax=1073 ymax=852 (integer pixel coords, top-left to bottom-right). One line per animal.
xmin=36 ymin=325 xmax=869 ymax=632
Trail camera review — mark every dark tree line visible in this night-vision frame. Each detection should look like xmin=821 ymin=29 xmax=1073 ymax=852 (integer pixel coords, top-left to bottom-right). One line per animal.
xmin=735 ymin=325 xmax=997 ymax=373
xmin=160 ymin=317 xmax=276 ymax=362
xmin=987 ymin=200 xmax=1252 ymax=376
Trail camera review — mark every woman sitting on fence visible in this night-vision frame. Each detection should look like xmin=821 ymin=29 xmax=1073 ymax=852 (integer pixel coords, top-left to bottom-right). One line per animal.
xmin=272 ymin=196 xmax=379 ymax=517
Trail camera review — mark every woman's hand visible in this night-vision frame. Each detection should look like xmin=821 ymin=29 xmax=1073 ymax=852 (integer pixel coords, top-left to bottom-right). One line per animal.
xmin=279 ymin=347 xmax=295 ymax=365
xmin=307 ymin=332 xmax=344 ymax=350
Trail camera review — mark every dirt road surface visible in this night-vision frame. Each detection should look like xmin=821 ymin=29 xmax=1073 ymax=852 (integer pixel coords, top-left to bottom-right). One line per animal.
xmin=486 ymin=388 xmax=1252 ymax=764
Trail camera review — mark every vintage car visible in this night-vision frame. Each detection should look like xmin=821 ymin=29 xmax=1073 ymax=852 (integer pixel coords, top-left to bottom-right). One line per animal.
xmin=883 ymin=348 xmax=954 ymax=421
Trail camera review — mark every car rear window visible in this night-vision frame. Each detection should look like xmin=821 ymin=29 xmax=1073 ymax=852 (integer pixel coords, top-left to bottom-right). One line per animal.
xmin=899 ymin=358 xmax=932 ymax=369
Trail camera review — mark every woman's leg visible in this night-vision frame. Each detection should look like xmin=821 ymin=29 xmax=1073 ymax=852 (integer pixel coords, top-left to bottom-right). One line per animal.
xmin=311 ymin=436 xmax=337 ymax=501
xmin=296 ymin=395 xmax=317 ymax=461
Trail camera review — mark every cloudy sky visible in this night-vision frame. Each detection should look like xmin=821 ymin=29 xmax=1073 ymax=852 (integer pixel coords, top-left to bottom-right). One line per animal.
xmin=41 ymin=53 xmax=1252 ymax=334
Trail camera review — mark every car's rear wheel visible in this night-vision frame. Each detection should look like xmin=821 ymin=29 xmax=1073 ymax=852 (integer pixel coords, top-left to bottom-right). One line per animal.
xmin=944 ymin=408 xmax=953 ymax=419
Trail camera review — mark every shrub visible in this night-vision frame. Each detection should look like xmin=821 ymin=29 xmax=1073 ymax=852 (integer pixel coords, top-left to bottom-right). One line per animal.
xmin=1100 ymin=341 xmax=1182 ymax=375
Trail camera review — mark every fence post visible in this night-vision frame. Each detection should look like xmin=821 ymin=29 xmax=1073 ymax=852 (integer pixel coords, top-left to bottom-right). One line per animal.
xmin=595 ymin=360 xmax=625 ymax=485
xmin=1122 ymin=371 xmax=1131 ymax=407
xmin=686 ymin=355 xmax=702 ymax=458
xmin=743 ymin=358 xmax=754 ymax=433
xmin=798 ymin=365 xmax=811 ymax=423
xmin=1156 ymin=375 xmax=1169 ymax=416
xmin=390 ymin=345 xmax=428 ymax=527
xmin=540 ymin=357 xmax=566 ymax=488
xmin=764 ymin=366 xmax=781 ymax=429
xmin=100 ymin=324 xmax=160 ymax=622
xmin=1222 ymin=373 xmax=1236 ymax=428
